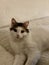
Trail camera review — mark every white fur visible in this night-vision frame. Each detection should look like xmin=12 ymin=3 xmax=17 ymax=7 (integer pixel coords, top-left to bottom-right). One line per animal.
xmin=9 ymin=21 xmax=49 ymax=65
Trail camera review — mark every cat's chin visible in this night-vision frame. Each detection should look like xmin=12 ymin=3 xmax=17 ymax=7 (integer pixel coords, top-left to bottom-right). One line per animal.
xmin=16 ymin=37 xmax=23 ymax=40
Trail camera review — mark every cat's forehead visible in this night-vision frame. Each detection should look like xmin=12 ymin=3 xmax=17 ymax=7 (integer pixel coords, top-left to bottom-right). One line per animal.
xmin=16 ymin=27 xmax=24 ymax=30
xmin=13 ymin=23 xmax=24 ymax=28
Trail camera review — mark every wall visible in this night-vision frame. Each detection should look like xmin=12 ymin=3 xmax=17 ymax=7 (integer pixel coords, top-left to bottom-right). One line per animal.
xmin=0 ymin=0 xmax=49 ymax=27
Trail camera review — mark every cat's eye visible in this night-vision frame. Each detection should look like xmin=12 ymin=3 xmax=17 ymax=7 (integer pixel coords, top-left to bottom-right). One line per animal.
xmin=13 ymin=29 xmax=17 ymax=32
xmin=21 ymin=30 xmax=25 ymax=33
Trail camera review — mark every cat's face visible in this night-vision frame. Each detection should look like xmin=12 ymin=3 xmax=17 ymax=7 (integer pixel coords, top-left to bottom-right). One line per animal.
xmin=10 ymin=18 xmax=29 ymax=39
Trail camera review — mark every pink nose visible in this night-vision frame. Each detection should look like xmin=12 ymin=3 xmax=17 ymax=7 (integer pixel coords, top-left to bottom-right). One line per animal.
xmin=17 ymin=35 xmax=19 ymax=38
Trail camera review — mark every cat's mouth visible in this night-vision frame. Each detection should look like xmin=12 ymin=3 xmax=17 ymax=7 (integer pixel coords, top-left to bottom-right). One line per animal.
xmin=16 ymin=35 xmax=21 ymax=39
xmin=16 ymin=36 xmax=24 ymax=40
xmin=16 ymin=37 xmax=20 ymax=39
xmin=16 ymin=36 xmax=22 ymax=40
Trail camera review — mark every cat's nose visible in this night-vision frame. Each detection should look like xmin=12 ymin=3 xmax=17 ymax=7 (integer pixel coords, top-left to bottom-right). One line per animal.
xmin=17 ymin=34 xmax=19 ymax=38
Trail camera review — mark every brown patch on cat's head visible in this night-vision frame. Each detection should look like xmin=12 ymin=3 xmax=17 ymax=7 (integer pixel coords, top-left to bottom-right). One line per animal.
xmin=10 ymin=18 xmax=29 ymax=33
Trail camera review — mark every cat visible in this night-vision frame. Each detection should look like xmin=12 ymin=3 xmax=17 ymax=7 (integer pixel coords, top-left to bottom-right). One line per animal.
xmin=9 ymin=18 xmax=49 ymax=65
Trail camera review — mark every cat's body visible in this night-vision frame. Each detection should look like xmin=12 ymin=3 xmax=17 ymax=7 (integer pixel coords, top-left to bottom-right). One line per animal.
xmin=31 ymin=27 xmax=49 ymax=52
xmin=9 ymin=18 xmax=49 ymax=65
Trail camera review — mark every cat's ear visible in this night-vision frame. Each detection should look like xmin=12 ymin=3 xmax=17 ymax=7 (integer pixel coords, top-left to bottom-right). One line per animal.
xmin=10 ymin=18 xmax=17 ymax=31
xmin=23 ymin=21 xmax=29 ymax=28
xmin=11 ymin=18 xmax=17 ymax=25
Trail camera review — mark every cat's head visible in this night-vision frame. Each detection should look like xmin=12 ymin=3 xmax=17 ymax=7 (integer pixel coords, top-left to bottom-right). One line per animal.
xmin=10 ymin=18 xmax=29 ymax=39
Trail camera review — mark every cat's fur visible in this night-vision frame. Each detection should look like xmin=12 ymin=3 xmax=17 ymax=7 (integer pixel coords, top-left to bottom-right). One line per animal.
xmin=9 ymin=18 xmax=49 ymax=65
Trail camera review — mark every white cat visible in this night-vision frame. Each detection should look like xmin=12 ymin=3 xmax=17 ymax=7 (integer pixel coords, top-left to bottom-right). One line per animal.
xmin=9 ymin=18 xmax=49 ymax=65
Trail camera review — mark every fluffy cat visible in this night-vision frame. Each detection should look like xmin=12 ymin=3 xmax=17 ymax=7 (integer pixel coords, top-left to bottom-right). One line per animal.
xmin=9 ymin=18 xmax=49 ymax=65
